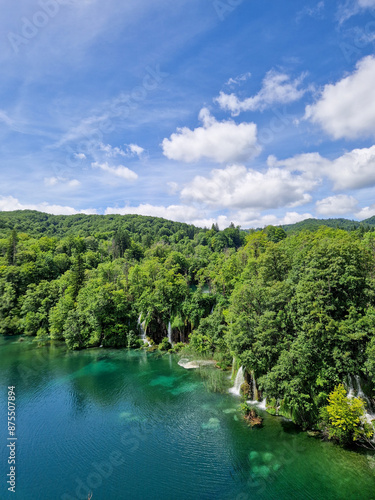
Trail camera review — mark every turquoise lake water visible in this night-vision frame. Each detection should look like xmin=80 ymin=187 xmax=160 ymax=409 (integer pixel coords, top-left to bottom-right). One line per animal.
xmin=0 ymin=336 xmax=375 ymax=500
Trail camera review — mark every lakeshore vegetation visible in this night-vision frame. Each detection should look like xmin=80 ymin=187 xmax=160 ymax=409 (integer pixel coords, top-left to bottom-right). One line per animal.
xmin=1 ymin=209 xmax=375 ymax=444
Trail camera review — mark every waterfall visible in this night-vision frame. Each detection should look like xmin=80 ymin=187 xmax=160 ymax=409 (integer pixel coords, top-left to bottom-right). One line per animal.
xmin=246 ymin=372 xmax=266 ymax=409
xmin=229 ymin=366 xmax=245 ymax=396
xmin=248 ymin=398 xmax=267 ymax=411
xmin=355 ymin=376 xmax=375 ymax=426
xmin=137 ymin=314 xmax=148 ymax=344
xmin=347 ymin=375 xmax=355 ymax=399
xmin=347 ymin=375 xmax=375 ymax=427
xmin=168 ymin=321 xmax=173 ymax=345
xmin=252 ymin=374 xmax=258 ymax=402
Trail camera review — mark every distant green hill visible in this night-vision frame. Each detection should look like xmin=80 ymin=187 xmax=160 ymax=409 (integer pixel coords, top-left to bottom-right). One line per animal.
xmin=0 ymin=210 xmax=199 ymax=240
xmin=281 ymin=218 xmax=363 ymax=233
xmin=1 ymin=209 xmax=374 ymax=239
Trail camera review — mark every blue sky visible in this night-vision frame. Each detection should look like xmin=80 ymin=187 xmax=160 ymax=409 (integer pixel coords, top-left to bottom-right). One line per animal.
xmin=1 ymin=0 xmax=375 ymax=228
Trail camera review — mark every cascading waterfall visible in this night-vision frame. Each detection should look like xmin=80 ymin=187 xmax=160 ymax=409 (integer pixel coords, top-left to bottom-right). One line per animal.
xmin=229 ymin=366 xmax=245 ymax=396
xmin=137 ymin=314 xmax=148 ymax=344
xmin=355 ymin=376 xmax=375 ymax=426
xmin=347 ymin=376 xmax=355 ymax=399
xmin=347 ymin=375 xmax=375 ymax=427
xmin=247 ymin=372 xmax=267 ymax=410
xmin=168 ymin=321 xmax=173 ymax=345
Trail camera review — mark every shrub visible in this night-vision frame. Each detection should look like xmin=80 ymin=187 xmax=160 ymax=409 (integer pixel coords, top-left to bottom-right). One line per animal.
xmin=320 ymin=384 xmax=374 ymax=445
xmin=158 ymin=337 xmax=172 ymax=351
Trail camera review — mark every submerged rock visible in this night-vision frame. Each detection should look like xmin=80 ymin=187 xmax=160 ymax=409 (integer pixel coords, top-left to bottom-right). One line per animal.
xmin=222 ymin=408 xmax=237 ymax=414
xmin=252 ymin=465 xmax=271 ymax=479
xmin=201 ymin=417 xmax=221 ymax=430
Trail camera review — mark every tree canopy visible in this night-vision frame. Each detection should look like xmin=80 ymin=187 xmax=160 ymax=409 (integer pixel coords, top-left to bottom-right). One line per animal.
xmin=1 ymin=210 xmax=375 ymax=439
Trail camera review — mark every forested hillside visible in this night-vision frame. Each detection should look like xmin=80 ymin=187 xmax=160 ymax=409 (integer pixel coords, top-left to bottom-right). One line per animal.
xmin=1 ymin=210 xmax=375 ymax=443
xmin=282 ymin=217 xmax=375 ymax=234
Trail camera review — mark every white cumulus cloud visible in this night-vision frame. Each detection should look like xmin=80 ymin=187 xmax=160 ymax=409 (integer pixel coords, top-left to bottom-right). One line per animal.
xmin=355 ymin=204 xmax=375 ymax=220
xmin=44 ymin=177 xmax=81 ymax=188
xmin=0 ymin=196 xmax=97 ymax=215
xmin=305 ymin=56 xmax=375 ymax=139
xmin=315 ymin=195 xmax=358 ymax=216
xmin=127 ymin=144 xmax=145 ymax=157
xmin=105 ymin=203 xmax=207 ymax=226
xmin=162 ymin=108 xmax=260 ymax=163
xmin=104 ymin=203 xmax=313 ymax=230
xmin=92 ymin=161 xmax=138 ymax=181
xmin=215 ymin=70 xmax=307 ymax=116
xmin=181 ymin=164 xmax=315 ymax=210
xmin=273 ymin=145 xmax=375 ymax=191
xmin=98 ymin=143 xmax=127 ymax=157
xmin=74 ymin=153 xmax=87 ymax=160
xmin=213 ymin=210 xmax=314 ymax=229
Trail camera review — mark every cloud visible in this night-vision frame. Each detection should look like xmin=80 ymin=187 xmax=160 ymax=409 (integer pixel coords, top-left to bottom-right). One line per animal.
xmin=44 ymin=177 xmax=81 ymax=188
xmin=167 ymin=181 xmax=179 ymax=194
xmin=315 ymin=194 xmax=358 ymax=216
xmin=181 ymin=164 xmax=315 ymax=210
xmin=127 ymin=144 xmax=144 ymax=156
xmin=210 ymin=210 xmax=314 ymax=229
xmin=91 ymin=161 xmax=138 ymax=181
xmin=336 ymin=0 xmax=375 ymax=23
xmin=245 ymin=211 xmax=314 ymax=228
xmin=0 ymin=110 xmax=14 ymax=127
xmin=327 ymin=146 xmax=375 ymax=190
xmin=273 ymin=145 xmax=375 ymax=191
xmin=0 ymin=196 xmax=96 ymax=215
xmin=162 ymin=108 xmax=260 ymax=163
xmin=215 ymin=70 xmax=308 ymax=116
xmin=355 ymin=204 xmax=375 ymax=220
xmin=357 ymin=0 xmax=375 ymax=6
xmin=53 ymin=115 xmax=110 ymax=149
xmin=74 ymin=153 xmax=86 ymax=160
xmin=225 ymin=72 xmax=252 ymax=87
xmin=104 ymin=202 xmax=313 ymax=230
xmin=304 ymin=56 xmax=375 ymax=139
xmin=98 ymin=142 xmax=127 ymax=157
xmin=97 ymin=142 xmax=144 ymax=159
xmin=296 ymin=1 xmax=325 ymax=22
xmin=267 ymin=152 xmax=329 ymax=174
xmin=105 ymin=203 xmax=207 ymax=225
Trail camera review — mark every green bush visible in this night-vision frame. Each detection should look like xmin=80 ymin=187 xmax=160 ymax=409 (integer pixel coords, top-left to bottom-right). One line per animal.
xmin=319 ymin=384 xmax=374 ymax=445
xmin=158 ymin=337 xmax=172 ymax=351
xmin=127 ymin=331 xmax=144 ymax=349
xmin=169 ymin=342 xmax=185 ymax=353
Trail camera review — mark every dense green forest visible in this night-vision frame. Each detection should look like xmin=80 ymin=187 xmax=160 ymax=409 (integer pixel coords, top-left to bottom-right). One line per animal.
xmin=1 ymin=210 xmax=375 ymax=445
